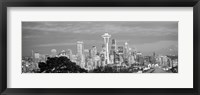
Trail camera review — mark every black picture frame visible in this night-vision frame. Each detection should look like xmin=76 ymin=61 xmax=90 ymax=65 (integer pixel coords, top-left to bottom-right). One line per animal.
xmin=0 ymin=0 xmax=200 ymax=95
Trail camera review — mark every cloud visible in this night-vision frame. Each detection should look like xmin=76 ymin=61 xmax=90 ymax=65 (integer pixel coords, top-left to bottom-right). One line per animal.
xmin=22 ymin=21 xmax=178 ymax=37
xmin=130 ymin=40 xmax=178 ymax=55
xmin=22 ymin=21 xmax=178 ymax=56
xmin=34 ymin=39 xmax=104 ymax=47
xmin=35 ymin=42 xmax=76 ymax=47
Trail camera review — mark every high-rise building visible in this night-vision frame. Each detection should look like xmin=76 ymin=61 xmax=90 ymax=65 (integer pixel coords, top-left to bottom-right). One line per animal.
xmin=83 ymin=49 xmax=89 ymax=68
xmin=76 ymin=41 xmax=85 ymax=68
xmin=77 ymin=41 xmax=84 ymax=56
xmin=110 ymin=55 xmax=114 ymax=64
xmin=118 ymin=46 xmax=124 ymax=54
xmin=159 ymin=56 xmax=169 ymax=67
xmin=71 ymin=54 xmax=77 ymax=63
xmin=66 ymin=49 xmax=73 ymax=60
xmin=91 ymin=46 xmax=97 ymax=58
xmin=89 ymin=49 xmax=92 ymax=58
xmin=31 ymin=50 xmax=34 ymax=61
xmin=91 ymin=46 xmax=99 ymax=68
xmin=151 ymin=52 xmax=156 ymax=64
xmin=39 ymin=54 xmax=46 ymax=62
xmin=51 ymin=49 xmax=57 ymax=57
xmin=45 ymin=54 xmax=50 ymax=61
xmin=100 ymin=44 xmax=106 ymax=67
xmin=102 ymin=33 xmax=111 ymax=64
xmin=59 ymin=50 xmax=67 ymax=57
xmin=34 ymin=52 xmax=40 ymax=61
xmin=136 ymin=52 xmax=143 ymax=65
xmin=34 ymin=52 xmax=40 ymax=69
xmin=124 ymin=42 xmax=129 ymax=57
xmin=84 ymin=49 xmax=89 ymax=56
xmin=117 ymin=46 xmax=124 ymax=65
xmin=110 ymin=39 xmax=116 ymax=55
xmin=102 ymin=44 xmax=106 ymax=50
xmin=110 ymin=39 xmax=117 ymax=64
xmin=125 ymin=42 xmax=128 ymax=46
xmin=124 ymin=42 xmax=131 ymax=65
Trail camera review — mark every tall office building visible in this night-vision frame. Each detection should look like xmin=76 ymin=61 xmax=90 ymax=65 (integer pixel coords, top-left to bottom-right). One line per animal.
xmin=51 ymin=49 xmax=57 ymax=57
xmin=117 ymin=46 xmax=124 ymax=65
xmin=83 ymin=49 xmax=89 ymax=68
xmin=100 ymin=44 xmax=106 ymax=66
xmin=31 ymin=50 xmax=34 ymax=61
xmin=102 ymin=33 xmax=111 ymax=64
xmin=87 ymin=49 xmax=93 ymax=69
xmin=152 ymin=52 xmax=156 ymax=64
xmin=34 ymin=52 xmax=40 ymax=69
xmin=110 ymin=39 xmax=116 ymax=55
xmin=39 ymin=54 xmax=46 ymax=62
xmin=124 ymin=42 xmax=129 ymax=56
xmin=136 ymin=52 xmax=143 ymax=65
xmin=77 ymin=41 xmax=84 ymax=56
xmin=66 ymin=49 xmax=73 ymax=60
xmin=91 ymin=46 xmax=97 ymax=58
xmin=160 ymin=56 xmax=168 ymax=66
xmin=84 ymin=49 xmax=89 ymax=58
xmin=110 ymin=39 xmax=116 ymax=64
xmin=89 ymin=49 xmax=92 ymax=59
xmin=91 ymin=46 xmax=99 ymax=68
xmin=124 ymin=42 xmax=130 ymax=64
xmin=101 ymin=44 xmax=106 ymax=54
xmin=44 ymin=54 xmax=50 ymax=61
xmin=118 ymin=46 xmax=124 ymax=54
xmin=59 ymin=50 xmax=67 ymax=57
xmin=34 ymin=52 xmax=40 ymax=62
xmin=77 ymin=41 xmax=85 ymax=68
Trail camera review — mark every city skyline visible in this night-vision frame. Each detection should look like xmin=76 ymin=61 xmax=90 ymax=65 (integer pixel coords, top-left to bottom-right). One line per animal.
xmin=22 ymin=21 xmax=178 ymax=57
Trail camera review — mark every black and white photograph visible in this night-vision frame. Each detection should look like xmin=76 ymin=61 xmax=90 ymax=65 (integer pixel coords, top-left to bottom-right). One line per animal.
xmin=22 ymin=21 xmax=178 ymax=73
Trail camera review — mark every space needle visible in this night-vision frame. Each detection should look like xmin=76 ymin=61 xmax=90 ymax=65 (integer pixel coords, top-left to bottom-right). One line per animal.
xmin=102 ymin=33 xmax=111 ymax=64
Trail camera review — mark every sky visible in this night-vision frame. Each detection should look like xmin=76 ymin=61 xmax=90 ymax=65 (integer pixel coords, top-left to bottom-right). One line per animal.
xmin=22 ymin=21 xmax=178 ymax=57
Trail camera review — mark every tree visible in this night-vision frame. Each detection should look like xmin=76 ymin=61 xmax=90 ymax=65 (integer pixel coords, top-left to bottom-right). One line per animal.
xmin=91 ymin=66 xmax=118 ymax=73
xmin=38 ymin=62 xmax=46 ymax=73
xmin=38 ymin=57 xmax=88 ymax=73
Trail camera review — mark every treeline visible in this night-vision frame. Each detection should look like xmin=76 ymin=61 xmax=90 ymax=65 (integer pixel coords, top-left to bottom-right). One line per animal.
xmin=91 ymin=66 xmax=139 ymax=73
xmin=37 ymin=56 xmax=139 ymax=73
xmin=38 ymin=57 xmax=88 ymax=73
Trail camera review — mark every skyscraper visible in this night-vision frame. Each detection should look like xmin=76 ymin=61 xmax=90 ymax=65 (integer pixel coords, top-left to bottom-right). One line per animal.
xmin=136 ymin=52 xmax=143 ymax=65
xmin=91 ymin=46 xmax=97 ymax=58
xmin=34 ymin=52 xmax=40 ymax=69
xmin=51 ymin=49 xmax=57 ymax=57
xmin=118 ymin=46 xmax=124 ymax=65
xmin=59 ymin=50 xmax=66 ymax=57
xmin=83 ymin=49 xmax=89 ymax=68
xmin=102 ymin=33 xmax=111 ymax=64
xmin=100 ymin=44 xmax=106 ymax=66
xmin=77 ymin=41 xmax=83 ymax=56
xmin=124 ymin=42 xmax=130 ymax=64
xmin=110 ymin=39 xmax=116 ymax=64
xmin=110 ymin=39 xmax=116 ymax=55
xmin=34 ymin=52 xmax=40 ymax=62
xmin=89 ymin=49 xmax=92 ymax=59
xmin=31 ymin=50 xmax=34 ymax=61
xmin=124 ymin=42 xmax=129 ymax=55
xmin=84 ymin=49 xmax=89 ymax=57
xmin=77 ymin=41 xmax=85 ymax=68
xmin=118 ymin=46 xmax=124 ymax=54
xmin=66 ymin=49 xmax=73 ymax=60
xmin=91 ymin=46 xmax=98 ymax=68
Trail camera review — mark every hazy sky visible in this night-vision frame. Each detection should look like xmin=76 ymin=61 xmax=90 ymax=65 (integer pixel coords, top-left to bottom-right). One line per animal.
xmin=22 ymin=21 xmax=178 ymax=56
